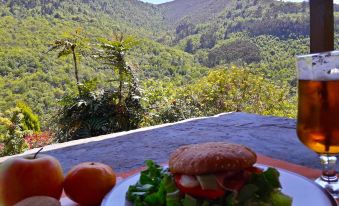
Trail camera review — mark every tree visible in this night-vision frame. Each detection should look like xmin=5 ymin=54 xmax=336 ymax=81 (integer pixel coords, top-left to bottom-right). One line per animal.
xmin=184 ymin=39 xmax=194 ymax=53
xmin=48 ymin=28 xmax=87 ymax=94
xmin=55 ymin=34 xmax=143 ymax=141
xmin=96 ymin=34 xmax=139 ymax=105
xmin=16 ymin=101 xmax=40 ymax=132
xmin=188 ymin=67 xmax=296 ymax=117
xmin=0 ymin=103 xmax=41 ymax=156
xmin=0 ymin=107 xmax=29 ymax=156
xmin=141 ymin=66 xmax=296 ymax=126
xmin=200 ymin=29 xmax=217 ymax=49
xmin=175 ymin=20 xmax=196 ymax=41
xmin=95 ymin=34 xmax=143 ymax=130
xmin=207 ymin=39 xmax=261 ymax=67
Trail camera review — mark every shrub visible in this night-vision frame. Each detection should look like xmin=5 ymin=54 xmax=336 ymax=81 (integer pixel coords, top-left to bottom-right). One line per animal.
xmin=0 ymin=103 xmax=41 ymax=157
xmin=55 ymin=80 xmax=143 ymax=142
xmin=25 ymin=131 xmax=53 ymax=149
xmin=0 ymin=143 xmax=4 ymax=154
xmin=142 ymin=66 xmax=296 ymax=127
xmin=188 ymin=67 xmax=296 ymax=117
xmin=16 ymin=101 xmax=41 ymax=132
xmin=0 ymin=108 xmax=30 ymax=156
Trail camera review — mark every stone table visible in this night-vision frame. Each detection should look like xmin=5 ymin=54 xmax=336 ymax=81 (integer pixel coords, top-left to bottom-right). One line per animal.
xmin=1 ymin=112 xmax=321 ymax=173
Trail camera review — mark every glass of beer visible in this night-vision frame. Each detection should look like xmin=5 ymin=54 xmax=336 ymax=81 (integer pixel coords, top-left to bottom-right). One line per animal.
xmin=297 ymin=51 xmax=339 ymax=197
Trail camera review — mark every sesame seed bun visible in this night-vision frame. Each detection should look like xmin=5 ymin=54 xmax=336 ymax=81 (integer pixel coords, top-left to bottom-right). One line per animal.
xmin=169 ymin=142 xmax=257 ymax=175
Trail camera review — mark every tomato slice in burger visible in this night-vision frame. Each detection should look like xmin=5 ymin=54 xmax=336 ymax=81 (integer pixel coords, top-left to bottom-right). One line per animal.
xmin=221 ymin=177 xmax=246 ymax=191
xmin=216 ymin=167 xmax=263 ymax=191
xmin=174 ymin=175 xmax=225 ymax=199
xmin=246 ymin=166 xmax=263 ymax=174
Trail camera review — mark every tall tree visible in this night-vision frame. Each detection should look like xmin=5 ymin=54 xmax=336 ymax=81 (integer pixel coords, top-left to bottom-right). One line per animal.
xmin=55 ymin=34 xmax=143 ymax=141
xmin=48 ymin=28 xmax=87 ymax=94
xmin=94 ymin=34 xmax=143 ymax=132
xmin=95 ymin=33 xmax=138 ymax=105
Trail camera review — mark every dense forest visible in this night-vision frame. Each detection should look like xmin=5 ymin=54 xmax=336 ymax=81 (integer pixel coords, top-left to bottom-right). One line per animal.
xmin=0 ymin=0 xmax=337 ymax=156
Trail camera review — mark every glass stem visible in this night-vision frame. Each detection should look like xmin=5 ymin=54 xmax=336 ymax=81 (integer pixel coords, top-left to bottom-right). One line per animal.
xmin=320 ymin=155 xmax=338 ymax=182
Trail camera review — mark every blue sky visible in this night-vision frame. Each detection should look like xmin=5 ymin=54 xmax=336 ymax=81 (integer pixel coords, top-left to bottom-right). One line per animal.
xmin=140 ymin=0 xmax=172 ymax=4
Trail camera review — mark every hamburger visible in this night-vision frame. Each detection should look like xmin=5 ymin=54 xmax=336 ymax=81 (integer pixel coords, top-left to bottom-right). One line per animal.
xmin=127 ymin=142 xmax=292 ymax=206
xmin=168 ymin=142 xmax=292 ymax=205
xmin=169 ymin=142 xmax=258 ymax=200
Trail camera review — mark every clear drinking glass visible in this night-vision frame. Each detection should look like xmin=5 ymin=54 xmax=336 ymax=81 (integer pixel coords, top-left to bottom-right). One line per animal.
xmin=297 ymin=51 xmax=339 ymax=198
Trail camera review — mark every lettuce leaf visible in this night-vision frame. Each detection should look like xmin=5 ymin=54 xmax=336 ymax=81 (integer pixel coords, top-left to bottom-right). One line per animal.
xmin=127 ymin=160 xmax=167 ymax=205
xmin=248 ymin=167 xmax=282 ymax=200
xmin=126 ymin=162 xmax=292 ymax=206
xmin=127 ymin=160 xmax=182 ymax=206
xmin=235 ymin=167 xmax=292 ymax=206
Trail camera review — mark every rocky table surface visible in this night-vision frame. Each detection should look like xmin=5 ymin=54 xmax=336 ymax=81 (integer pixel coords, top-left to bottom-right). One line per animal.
xmin=23 ymin=112 xmax=320 ymax=174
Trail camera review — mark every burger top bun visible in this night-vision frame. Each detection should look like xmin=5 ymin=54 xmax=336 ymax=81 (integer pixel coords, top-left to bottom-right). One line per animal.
xmin=14 ymin=196 xmax=61 ymax=206
xmin=169 ymin=142 xmax=257 ymax=175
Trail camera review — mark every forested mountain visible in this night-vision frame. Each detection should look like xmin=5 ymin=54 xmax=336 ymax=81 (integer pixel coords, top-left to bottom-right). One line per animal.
xmin=1 ymin=0 xmax=336 ymax=154
xmin=0 ymin=0 xmax=196 ymax=122
xmin=1 ymin=0 xmax=164 ymax=34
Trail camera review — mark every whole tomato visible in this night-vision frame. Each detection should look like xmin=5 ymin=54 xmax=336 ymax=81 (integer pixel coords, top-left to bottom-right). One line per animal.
xmin=0 ymin=153 xmax=64 ymax=206
xmin=64 ymin=162 xmax=116 ymax=206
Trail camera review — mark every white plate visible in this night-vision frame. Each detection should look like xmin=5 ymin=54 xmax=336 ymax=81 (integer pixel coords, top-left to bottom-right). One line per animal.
xmin=102 ymin=165 xmax=337 ymax=206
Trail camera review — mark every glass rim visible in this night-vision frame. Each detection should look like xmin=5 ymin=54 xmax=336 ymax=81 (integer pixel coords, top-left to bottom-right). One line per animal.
xmin=296 ymin=50 xmax=339 ymax=59
xmin=296 ymin=49 xmax=339 ymax=81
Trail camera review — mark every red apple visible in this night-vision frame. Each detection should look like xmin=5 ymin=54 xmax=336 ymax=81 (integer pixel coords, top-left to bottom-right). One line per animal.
xmin=0 ymin=152 xmax=64 ymax=206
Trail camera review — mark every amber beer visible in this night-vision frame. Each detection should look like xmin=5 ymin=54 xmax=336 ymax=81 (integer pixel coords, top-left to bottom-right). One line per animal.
xmin=298 ymin=80 xmax=339 ymax=154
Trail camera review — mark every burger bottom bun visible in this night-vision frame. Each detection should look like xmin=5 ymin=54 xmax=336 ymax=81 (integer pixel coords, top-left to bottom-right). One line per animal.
xmin=14 ymin=196 xmax=61 ymax=206
xmin=169 ymin=142 xmax=257 ymax=175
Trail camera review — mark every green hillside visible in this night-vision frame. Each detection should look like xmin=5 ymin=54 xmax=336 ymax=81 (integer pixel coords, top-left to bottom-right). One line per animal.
xmin=0 ymin=0 xmax=207 ymax=125
xmin=0 ymin=0 xmax=164 ymax=34
xmin=0 ymin=0 xmax=330 ymax=148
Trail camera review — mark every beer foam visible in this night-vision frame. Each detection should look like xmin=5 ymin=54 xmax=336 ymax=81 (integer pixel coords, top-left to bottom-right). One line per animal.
xmin=297 ymin=50 xmax=339 ymax=80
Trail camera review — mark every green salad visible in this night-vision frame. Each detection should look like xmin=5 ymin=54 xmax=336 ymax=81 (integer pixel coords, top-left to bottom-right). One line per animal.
xmin=126 ymin=160 xmax=292 ymax=206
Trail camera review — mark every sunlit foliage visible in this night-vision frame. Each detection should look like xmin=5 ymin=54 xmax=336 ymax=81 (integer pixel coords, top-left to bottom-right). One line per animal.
xmin=0 ymin=103 xmax=41 ymax=156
